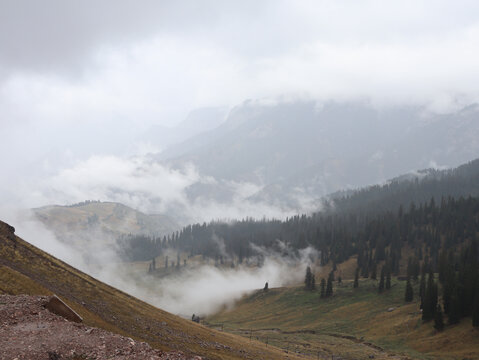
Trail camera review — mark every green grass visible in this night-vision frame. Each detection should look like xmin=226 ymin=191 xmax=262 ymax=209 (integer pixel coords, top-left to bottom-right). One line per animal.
xmin=207 ymin=278 xmax=479 ymax=360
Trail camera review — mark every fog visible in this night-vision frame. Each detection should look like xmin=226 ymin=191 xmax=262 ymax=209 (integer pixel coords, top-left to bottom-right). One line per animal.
xmin=3 ymin=1 xmax=479 ymax=200
xmin=2 ymin=1 xmax=479 ymax=320
xmin=1 ymin=206 xmax=317 ymax=316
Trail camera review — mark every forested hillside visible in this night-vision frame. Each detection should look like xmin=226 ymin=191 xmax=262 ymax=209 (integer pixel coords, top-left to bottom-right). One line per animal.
xmin=328 ymin=158 xmax=479 ymax=215
xmin=122 ymin=159 xmax=479 ymax=327
xmin=122 ymin=158 xmax=479 ymax=265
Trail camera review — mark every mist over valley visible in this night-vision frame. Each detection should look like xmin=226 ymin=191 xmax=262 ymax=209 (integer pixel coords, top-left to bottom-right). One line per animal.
xmin=1 ymin=2 xmax=479 ymax=359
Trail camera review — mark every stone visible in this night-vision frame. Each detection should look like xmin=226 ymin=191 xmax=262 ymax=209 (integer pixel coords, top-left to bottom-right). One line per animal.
xmin=45 ymin=295 xmax=83 ymax=323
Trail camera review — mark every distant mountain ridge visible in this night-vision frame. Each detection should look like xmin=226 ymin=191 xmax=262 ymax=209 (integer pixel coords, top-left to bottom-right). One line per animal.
xmin=157 ymin=100 xmax=479 ymax=212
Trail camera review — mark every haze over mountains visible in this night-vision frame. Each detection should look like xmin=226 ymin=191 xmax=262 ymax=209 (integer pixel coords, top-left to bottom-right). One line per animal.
xmin=156 ymin=100 xmax=479 ymax=214
xmin=24 ymin=99 xmax=479 ymax=227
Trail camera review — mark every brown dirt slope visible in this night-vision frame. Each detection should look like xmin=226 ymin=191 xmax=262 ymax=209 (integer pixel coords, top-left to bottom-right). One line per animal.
xmin=0 ymin=294 xmax=198 ymax=360
xmin=0 ymin=220 xmax=306 ymax=360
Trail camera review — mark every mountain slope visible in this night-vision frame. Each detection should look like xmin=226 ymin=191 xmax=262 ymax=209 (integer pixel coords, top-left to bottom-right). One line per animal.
xmin=0 ymin=219 xmax=305 ymax=360
xmin=159 ymin=101 xmax=479 ymax=209
xmin=33 ymin=201 xmax=180 ymax=246
xmin=207 ymin=279 xmax=479 ymax=360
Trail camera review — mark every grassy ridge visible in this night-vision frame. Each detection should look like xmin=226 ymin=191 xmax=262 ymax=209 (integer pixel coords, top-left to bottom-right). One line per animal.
xmin=207 ymin=277 xmax=479 ymax=360
xmin=0 ymin=220 xmax=305 ymax=360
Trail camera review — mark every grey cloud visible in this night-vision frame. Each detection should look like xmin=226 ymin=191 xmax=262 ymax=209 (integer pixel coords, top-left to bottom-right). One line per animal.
xmin=3 ymin=0 xmax=479 ymax=76
xmin=0 ymin=0 xmax=218 ymax=74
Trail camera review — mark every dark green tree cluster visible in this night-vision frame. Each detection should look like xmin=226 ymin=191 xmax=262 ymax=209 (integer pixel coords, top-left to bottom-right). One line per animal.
xmin=404 ymin=277 xmax=414 ymax=302
xmin=422 ymin=270 xmax=438 ymax=322
xmin=439 ymin=240 xmax=479 ymax=326
xmin=324 ymin=271 xmax=334 ymax=297
xmin=304 ymin=266 xmax=316 ymax=291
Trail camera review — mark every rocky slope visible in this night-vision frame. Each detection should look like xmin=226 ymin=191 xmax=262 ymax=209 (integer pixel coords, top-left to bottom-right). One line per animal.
xmin=0 ymin=219 xmax=305 ymax=360
xmin=0 ymin=294 xmax=199 ymax=360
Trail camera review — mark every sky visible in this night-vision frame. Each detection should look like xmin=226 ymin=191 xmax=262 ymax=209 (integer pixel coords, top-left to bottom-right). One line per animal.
xmin=2 ymin=0 xmax=479 ymax=212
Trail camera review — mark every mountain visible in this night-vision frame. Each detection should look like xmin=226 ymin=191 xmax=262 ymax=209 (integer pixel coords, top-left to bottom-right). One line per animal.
xmin=158 ymin=100 xmax=479 ymax=211
xmin=0 ymin=219 xmax=302 ymax=360
xmin=141 ymin=106 xmax=228 ymax=152
xmin=33 ymin=201 xmax=180 ymax=247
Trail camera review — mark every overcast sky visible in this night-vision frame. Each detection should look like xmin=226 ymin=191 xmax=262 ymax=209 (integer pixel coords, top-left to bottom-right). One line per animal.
xmin=2 ymin=0 xmax=479 ymax=211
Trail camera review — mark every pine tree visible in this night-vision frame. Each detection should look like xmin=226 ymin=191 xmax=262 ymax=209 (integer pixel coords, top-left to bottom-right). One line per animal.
xmin=422 ymin=270 xmax=437 ymax=321
xmin=371 ymin=264 xmax=377 ymax=280
xmin=472 ymin=291 xmax=479 ymax=327
xmin=320 ymin=278 xmax=326 ymax=298
xmin=434 ymin=304 xmax=444 ymax=331
xmin=304 ymin=266 xmax=313 ymax=290
xmin=419 ymin=269 xmax=426 ymax=310
xmin=378 ymin=266 xmax=385 ymax=293
xmin=405 ymin=277 xmax=414 ymax=302
xmin=354 ymin=268 xmax=359 ymax=289
xmin=448 ymin=295 xmax=461 ymax=325
xmin=311 ymin=274 xmax=316 ymax=291
xmin=385 ymin=266 xmax=392 ymax=290
xmin=326 ymin=272 xmax=334 ymax=297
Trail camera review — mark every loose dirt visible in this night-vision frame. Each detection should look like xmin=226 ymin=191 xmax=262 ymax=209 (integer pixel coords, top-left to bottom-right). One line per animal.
xmin=0 ymin=295 xmax=201 ymax=360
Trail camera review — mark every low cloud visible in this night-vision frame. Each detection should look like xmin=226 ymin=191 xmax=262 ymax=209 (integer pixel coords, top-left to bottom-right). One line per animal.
xmin=21 ymin=154 xmax=307 ymax=223
xmin=1 ymin=206 xmax=319 ymax=317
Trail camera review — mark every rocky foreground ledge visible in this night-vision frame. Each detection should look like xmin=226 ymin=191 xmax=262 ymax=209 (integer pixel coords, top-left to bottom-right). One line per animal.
xmin=0 ymin=295 xmax=202 ymax=360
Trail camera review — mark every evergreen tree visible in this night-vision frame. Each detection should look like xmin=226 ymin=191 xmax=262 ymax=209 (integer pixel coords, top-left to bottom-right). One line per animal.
xmin=371 ymin=264 xmax=377 ymax=280
xmin=419 ymin=269 xmax=426 ymax=310
xmin=448 ymin=295 xmax=461 ymax=325
xmin=311 ymin=274 xmax=316 ymax=291
xmin=320 ymin=278 xmax=326 ymax=298
xmin=434 ymin=304 xmax=444 ymax=331
xmin=354 ymin=268 xmax=359 ymax=289
xmin=385 ymin=266 xmax=392 ymax=290
xmin=326 ymin=272 xmax=334 ymax=297
xmin=405 ymin=277 xmax=414 ymax=302
xmin=304 ymin=266 xmax=313 ymax=290
xmin=378 ymin=266 xmax=385 ymax=292
xmin=472 ymin=291 xmax=479 ymax=327
xmin=423 ymin=270 xmax=437 ymax=322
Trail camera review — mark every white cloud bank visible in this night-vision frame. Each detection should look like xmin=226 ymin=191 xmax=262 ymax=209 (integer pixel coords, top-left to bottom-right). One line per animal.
xmin=21 ymin=154 xmax=305 ymax=223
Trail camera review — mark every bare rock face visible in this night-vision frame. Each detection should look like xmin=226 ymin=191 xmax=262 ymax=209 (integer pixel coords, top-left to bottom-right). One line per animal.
xmin=44 ymin=295 xmax=83 ymax=323
xmin=0 ymin=295 xmax=200 ymax=360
